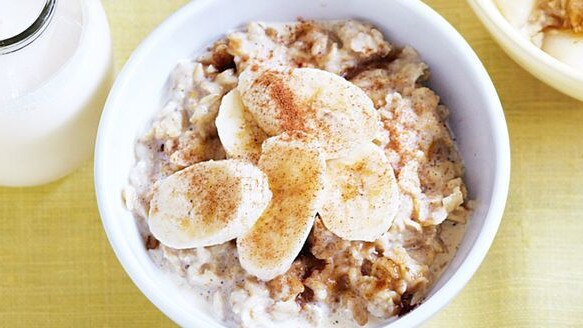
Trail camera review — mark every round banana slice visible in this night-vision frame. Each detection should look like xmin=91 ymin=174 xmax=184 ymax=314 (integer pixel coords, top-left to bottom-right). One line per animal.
xmin=320 ymin=143 xmax=400 ymax=242
xmin=148 ymin=159 xmax=272 ymax=249
xmin=542 ymin=29 xmax=583 ymax=71
xmin=495 ymin=0 xmax=536 ymax=28
xmin=237 ymin=132 xmax=326 ymax=280
xmin=216 ymin=89 xmax=268 ymax=164
xmin=238 ymin=67 xmax=379 ymax=159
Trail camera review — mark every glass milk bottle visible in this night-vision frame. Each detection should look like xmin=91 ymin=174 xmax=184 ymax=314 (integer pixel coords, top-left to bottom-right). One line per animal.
xmin=0 ymin=0 xmax=113 ymax=186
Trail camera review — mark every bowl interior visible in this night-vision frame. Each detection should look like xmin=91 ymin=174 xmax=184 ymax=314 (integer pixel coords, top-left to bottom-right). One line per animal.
xmin=95 ymin=0 xmax=510 ymax=326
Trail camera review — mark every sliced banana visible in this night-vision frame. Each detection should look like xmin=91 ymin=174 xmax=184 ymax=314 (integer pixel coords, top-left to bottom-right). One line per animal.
xmin=148 ymin=159 xmax=272 ymax=249
xmin=319 ymin=143 xmax=400 ymax=241
xmin=238 ymin=67 xmax=379 ymax=159
xmin=542 ymin=29 xmax=583 ymax=71
xmin=495 ymin=0 xmax=536 ymax=28
xmin=216 ymin=89 xmax=268 ymax=164
xmin=237 ymin=132 xmax=326 ymax=280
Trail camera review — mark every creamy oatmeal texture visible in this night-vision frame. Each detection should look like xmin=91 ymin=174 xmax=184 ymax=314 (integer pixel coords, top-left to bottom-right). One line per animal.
xmin=123 ymin=20 xmax=472 ymax=327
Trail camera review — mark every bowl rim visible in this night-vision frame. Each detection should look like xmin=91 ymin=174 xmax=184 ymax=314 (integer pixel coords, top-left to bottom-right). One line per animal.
xmin=94 ymin=0 xmax=511 ymax=326
xmin=468 ymin=0 xmax=583 ymax=85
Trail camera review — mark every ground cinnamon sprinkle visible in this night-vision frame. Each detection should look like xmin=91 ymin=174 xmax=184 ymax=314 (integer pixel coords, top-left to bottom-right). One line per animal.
xmin=255 ymin=70 xmax=307 ymax=132
xmin=128 ymin=19 xmax=471 ymax=328
xmin=188 ymin=167 xmax=239 ymax=226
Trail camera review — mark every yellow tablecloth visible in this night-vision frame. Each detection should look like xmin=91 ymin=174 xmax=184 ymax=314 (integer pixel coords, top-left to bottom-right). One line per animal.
xmin=1 ymin=0 xmax=582 ymax=326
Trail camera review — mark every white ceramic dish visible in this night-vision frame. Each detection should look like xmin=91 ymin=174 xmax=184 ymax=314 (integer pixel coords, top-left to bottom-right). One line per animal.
xmin=468 ymin=0 xmax=583 ymax=101
xmin=94 ymin=0 xmax=511 ymax=326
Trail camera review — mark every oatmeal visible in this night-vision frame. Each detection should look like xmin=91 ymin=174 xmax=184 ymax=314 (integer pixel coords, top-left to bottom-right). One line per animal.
xmin=533 ymin=0 xmax=583 ymax=33
xmin=123 ymin=20 xmax=473 ymax=327
xmin=496 ymin=0 xmax=583 ymax=71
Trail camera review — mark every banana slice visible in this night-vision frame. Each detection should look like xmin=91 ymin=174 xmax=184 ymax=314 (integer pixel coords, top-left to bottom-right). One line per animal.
xmin=237 ymin=132 xmax=326 ymax=280
xmin=320 ymin=143 xmax=400 ymax=241
xmin=542 ymin=29 xmax=583 ymax=71
xmin=238 ymin=67 xmax=379 ymax=159
xmin=148 ymin=159 xmax=272 ymax=249
xmin=495 ymin=0 xmax=536 ymax=28
xmin=216 ymin=89 xmax=268 ymax=164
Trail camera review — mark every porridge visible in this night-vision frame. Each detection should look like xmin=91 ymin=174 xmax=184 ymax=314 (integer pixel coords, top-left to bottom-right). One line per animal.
xmin=496 ymin=0 xmax=583 ymax=71
xmin=123 ymin=20 xmax=473 ymax=327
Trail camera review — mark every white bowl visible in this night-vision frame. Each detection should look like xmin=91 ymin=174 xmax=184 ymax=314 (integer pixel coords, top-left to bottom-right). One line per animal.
xmin=467 ymin=0 xmax=583 ymax=101
xmin=95 ymin=0 xmax=511 ymax=326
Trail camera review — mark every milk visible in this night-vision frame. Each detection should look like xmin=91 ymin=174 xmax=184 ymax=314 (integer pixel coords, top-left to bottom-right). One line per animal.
xmin=0 ymin=0 xmax=113 ymax=186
